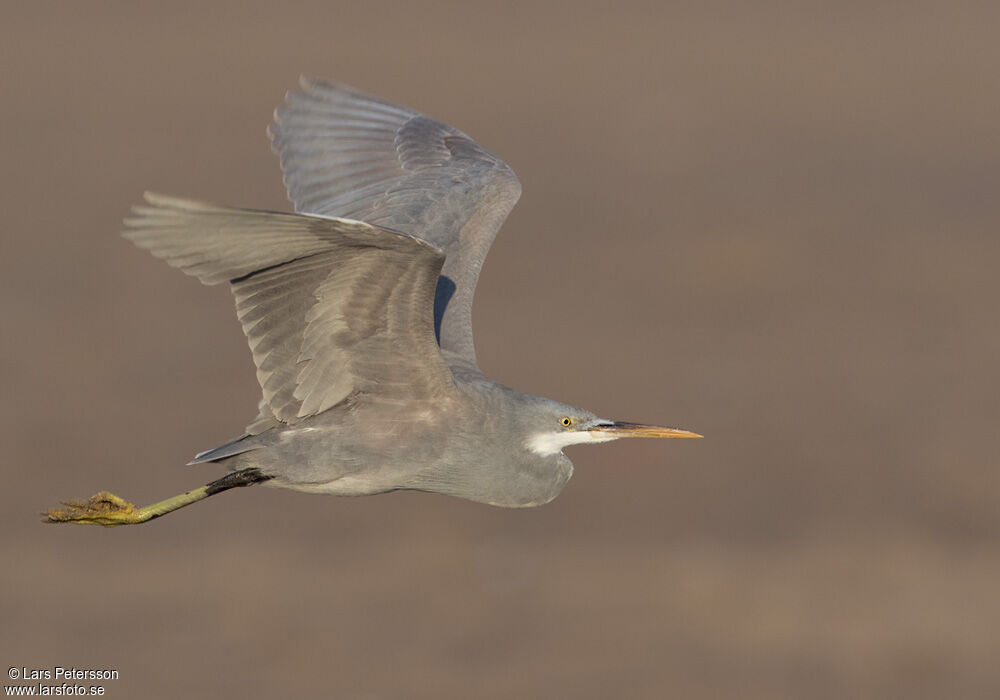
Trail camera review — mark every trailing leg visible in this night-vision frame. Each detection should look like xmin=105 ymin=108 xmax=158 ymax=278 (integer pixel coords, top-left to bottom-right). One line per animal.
xmin=44 ymin=468 xmax=272 ymax=527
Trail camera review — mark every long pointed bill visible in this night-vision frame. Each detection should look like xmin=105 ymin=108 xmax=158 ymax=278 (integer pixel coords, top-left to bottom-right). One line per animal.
xmin=587 ymin=421 xmax=703 ymax=441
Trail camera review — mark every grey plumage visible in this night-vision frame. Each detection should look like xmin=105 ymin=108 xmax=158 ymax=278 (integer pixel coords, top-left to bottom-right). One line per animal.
xmin=48 ymin=78 xmax=699 ymax=525
xmin=124 ymin=192 xmax=581 ymax=506
xmin=125 ymin=196 xmax=450 ymax=428
xmin=269 ymin=77 xmax=521 ymax=367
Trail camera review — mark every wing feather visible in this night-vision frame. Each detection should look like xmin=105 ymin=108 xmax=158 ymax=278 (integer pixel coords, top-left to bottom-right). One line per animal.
xmin=269 ymin=77 xmax=521 ymax=366
xmin=124 ymin=193 xmax=453 ymax=427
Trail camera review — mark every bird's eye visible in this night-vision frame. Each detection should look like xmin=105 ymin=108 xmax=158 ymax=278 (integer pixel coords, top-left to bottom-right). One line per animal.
xmin=561 ymin=417 xmax=572 ymax=427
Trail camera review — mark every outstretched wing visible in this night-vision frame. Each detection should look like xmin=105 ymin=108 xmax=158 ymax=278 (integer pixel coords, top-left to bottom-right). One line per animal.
xmin=124 ymin=193 xmax=453 ymax=429
xmin=269 ymin=77 xmax=521 ymax=367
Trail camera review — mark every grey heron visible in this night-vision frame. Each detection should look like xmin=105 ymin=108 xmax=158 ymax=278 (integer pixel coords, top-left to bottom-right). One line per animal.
xmin=45 ymin=78 xmax=700 ymax=526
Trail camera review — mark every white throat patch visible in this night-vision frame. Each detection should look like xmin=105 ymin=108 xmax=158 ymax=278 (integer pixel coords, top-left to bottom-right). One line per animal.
xmin=526 ymin=430 xmax=618 ymax=456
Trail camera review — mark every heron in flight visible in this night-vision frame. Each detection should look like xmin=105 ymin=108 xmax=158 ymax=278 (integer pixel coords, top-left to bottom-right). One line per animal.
xmin=46 ymin=78 xmax=700 ymax=526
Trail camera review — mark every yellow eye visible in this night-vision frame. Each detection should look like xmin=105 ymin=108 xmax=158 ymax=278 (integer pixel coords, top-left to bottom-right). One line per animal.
xmin=561 ymin=417 xmax=572 ymax=427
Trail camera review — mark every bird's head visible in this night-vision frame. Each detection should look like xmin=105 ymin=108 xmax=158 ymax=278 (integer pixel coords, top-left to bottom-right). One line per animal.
xmin=521 ymin=399 xmax=702 ymax=457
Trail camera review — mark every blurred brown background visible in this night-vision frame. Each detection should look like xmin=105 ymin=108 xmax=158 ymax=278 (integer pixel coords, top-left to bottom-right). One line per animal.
xmin=2 ymin=1 xmax=998 ymax=697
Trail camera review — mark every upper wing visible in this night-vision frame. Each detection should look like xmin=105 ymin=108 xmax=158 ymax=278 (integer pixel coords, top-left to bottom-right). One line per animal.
xmin=268 ymin=77 xmax=521 ymax=367
xmin=124 ymin=193 xmax=453 ymax=429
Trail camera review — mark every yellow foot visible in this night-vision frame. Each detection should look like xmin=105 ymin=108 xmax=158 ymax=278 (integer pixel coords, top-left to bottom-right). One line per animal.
xmin=44 ymin=491 xmax=148 ymax=527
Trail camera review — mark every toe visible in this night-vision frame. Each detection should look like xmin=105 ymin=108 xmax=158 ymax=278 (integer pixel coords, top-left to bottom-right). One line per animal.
xmin=44 ymin=491 xmax=140 ymax=525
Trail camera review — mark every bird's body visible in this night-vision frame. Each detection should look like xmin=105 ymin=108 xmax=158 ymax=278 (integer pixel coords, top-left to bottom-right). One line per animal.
xmin=45 ymin=78 xmax=699 ymax=526
xmin=220 ymin=375 xmax=578 ymax=507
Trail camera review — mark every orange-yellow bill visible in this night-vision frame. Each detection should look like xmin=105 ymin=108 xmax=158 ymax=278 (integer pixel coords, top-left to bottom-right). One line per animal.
xmin=588 ymin=421 xmax=703 ymax=439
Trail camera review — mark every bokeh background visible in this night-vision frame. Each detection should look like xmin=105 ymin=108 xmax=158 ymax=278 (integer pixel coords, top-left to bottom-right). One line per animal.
xmin=3 ymin=1 xmax=998 ymax=697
